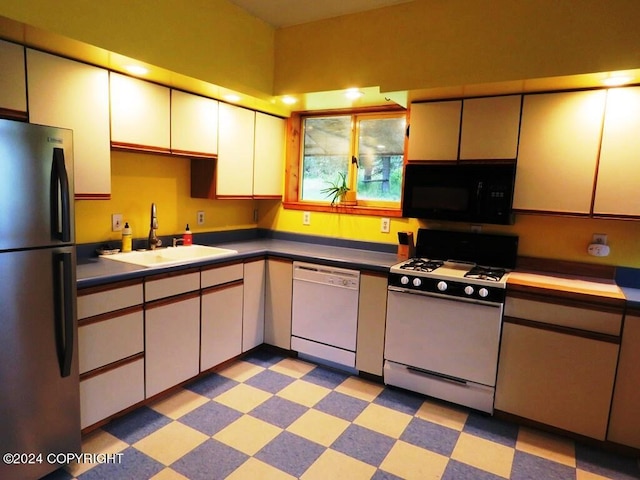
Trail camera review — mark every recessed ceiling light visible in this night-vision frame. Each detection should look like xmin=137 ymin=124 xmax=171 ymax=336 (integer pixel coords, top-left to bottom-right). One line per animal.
xmin=345 ymin=88 xmax=364 ymax=100
xmin=603 ymin=75 xmax=633 ymax=87
xmin=223 ymin=94 xmax=241 ymax=102
xmin=281 ymin=96 xmax=297 ymax=105
xmin=124 ymin=65 xmax=148 ymax=76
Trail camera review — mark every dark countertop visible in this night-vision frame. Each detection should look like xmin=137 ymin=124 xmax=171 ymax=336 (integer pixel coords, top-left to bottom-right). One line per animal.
xmin=77 ymin=239 xmax=400 ymax=288
xmin=77 ymin=235 xmax=640 ymax=309
xmin=621 ymin=287 xmax=640 ymax=308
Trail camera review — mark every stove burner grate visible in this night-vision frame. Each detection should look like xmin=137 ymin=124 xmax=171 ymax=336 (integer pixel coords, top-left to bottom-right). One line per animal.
xmin=399 ymin=258 xmax=444 ymax=273
xmin=464 ymin=266 xmax=506 ymax=282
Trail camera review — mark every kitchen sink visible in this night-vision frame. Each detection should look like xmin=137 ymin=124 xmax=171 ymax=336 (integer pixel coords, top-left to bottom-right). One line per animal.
xmin=101 ymin=244 xmax=238 ymax=267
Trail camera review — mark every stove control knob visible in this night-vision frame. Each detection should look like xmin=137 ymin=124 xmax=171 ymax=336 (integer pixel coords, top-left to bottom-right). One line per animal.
xmin=412 ymin=277 xmax=422 ymax=287
xmin=478 ymin=287 xmax=489 ymax=298
xmin=437 ymin=281 xmax=448 ymax=292
xmin=464 ymin=285 xmax=474 ymax=295
xmin=400 ymin=276 xmax=410 ymax=285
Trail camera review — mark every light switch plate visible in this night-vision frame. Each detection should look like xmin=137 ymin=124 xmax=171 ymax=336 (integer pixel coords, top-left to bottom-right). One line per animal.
xmin=111 ymin=213 xmax=123 ymax=232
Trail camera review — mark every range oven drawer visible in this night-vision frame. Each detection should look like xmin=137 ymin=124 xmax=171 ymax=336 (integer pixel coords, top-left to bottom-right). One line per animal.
xmin=384 ymin=289 xmax=503 ymax=387
xmin=384 ymin=360 xmax=495 ymax=413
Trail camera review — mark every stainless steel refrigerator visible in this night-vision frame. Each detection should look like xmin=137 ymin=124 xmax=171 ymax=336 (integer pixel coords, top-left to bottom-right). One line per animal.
xmin=0 ymin=119 xmax=80 ymax=480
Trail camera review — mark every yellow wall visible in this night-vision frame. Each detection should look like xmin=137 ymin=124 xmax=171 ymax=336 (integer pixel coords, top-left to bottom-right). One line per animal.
xmin=0 ymin=0 xmax=275 ymax=97
xmin=259 ymin=202 xmax=640 ymax=268
xmin=274 ymin=0 xmax=640 ymax=95
xmin=75 ymin=151 xmax=257 ymax=244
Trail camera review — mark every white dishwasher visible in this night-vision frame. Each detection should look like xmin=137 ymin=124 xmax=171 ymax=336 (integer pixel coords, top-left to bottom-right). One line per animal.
xmin=291 ymin=261 xmax=360 ymax=368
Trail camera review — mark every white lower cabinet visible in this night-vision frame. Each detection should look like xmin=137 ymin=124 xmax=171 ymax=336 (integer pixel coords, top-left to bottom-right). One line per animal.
xmin=80 ymin=359 xmax=144 ymax=429
xmin=200 ymin=263 xmax=244 ymax=370
xmin=201 ymin=282 xmax=244 ymax=370
xmin=78 ymin=280 xmax=144 ymax=429
xmin=243 ymin=260 xmax=265 ymax=352
xmin=145 ymin=293 xmax=200 ymax=398
xmin=355 ymin=272 xmax=388 ymax=376
xmin=607 ymin=313 xmax=640 ymax=448
xmin=264 ymin=259 xmax=293 ymax=349
xmin=495 ymin=291 xmax=622 ymax=440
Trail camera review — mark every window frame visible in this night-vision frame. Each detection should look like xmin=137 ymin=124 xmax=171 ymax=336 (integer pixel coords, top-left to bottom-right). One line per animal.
xmin=283 ymin=106 xmax=407 ymax=217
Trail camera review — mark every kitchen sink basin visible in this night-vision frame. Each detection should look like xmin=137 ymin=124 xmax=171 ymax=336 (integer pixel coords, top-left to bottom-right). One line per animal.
xmin=101 ymin=244 xmax=238 ymax=267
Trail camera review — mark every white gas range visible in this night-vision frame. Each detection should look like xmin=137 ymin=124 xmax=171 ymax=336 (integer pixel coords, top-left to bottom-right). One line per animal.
xmin=384 ymin=229 xmax=518 ymax=414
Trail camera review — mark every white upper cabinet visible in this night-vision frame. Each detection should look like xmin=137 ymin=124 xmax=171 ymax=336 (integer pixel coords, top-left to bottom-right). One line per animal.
xmin=407 ymin=100 xmax=461 ymax=161
xmin=27 ymin=50 xmax=111 ymax=199
xmin=110 ymin=72 xmax=170 ymax=151
xmin=0 ymin=40 xmax=26 ymax=116
xmin=513 ymin=90 xmax=606 ymax=214
xmin=254 ymin=112 xmax=285 ymax=198
xmin=460 ymin=95 xmax=521 ymax=160
xmin=217 ymin=102 xmax=256 ymax=197
xmin=171 ymin=90 xmax=218 ymax=157
xmin=593 ymin=87 xmax=640 ymax=217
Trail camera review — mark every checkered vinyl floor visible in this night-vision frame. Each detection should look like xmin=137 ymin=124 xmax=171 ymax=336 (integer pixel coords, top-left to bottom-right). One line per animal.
xmin=46 ymin=349 xmax=639 ymax=479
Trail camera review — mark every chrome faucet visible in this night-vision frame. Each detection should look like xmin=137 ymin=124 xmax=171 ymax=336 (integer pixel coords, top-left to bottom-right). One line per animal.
xmin=148 ymin=203 xmax=162 ymax=250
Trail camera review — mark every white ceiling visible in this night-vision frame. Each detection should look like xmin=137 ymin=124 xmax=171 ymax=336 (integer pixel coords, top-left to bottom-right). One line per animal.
xmin=227 ymin=0 xmax=413 ymax=27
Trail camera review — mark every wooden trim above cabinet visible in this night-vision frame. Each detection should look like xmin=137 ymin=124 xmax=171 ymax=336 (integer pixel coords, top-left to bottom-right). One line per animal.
xmin=111 ymin=142 xmax=172 ymax=155
xmin=75 ymin=193 xmax=111 ymax=200
xmin=0 ymin=108 xmax=28 ymax=121
xmin=202 ymin=279 xmax=243 ymax=295
xmin=78 ymin=278 xmax=143 ymax=295
xmin=171 ymin=149 xmax=216 ymax=159
xmin=78 ymin=305 xmax=143 ymax=327
xmin=144 ymin=267 xmax=200 ymax=282
xmin=503 ymin=316 xmax=621 ymax=344
xmin=145 ymin=290 xmax=200 ymax=310
xmin=79 ymin=352 xmax=144 ymax=382
xmin=507 ymin=284 xmax=626 ymax=311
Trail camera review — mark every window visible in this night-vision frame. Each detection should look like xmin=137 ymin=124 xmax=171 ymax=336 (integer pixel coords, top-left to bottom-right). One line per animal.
xmin=297 ymin=111 xmax=406 ymax=209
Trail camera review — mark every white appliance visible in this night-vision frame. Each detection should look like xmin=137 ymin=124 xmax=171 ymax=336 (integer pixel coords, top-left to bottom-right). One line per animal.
xmin=291 ymin=262 xmax=360 ymax=368
xmin=384 ymin=229 xmax=518 ymax=413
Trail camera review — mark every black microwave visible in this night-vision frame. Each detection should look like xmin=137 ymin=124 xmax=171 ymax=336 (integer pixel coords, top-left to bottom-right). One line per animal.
xmin=402 ymin=163 xmax=516 ymax=225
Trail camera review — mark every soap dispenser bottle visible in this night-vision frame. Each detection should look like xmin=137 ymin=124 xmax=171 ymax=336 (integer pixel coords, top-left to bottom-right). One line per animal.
xmin=122 ymin=222 xmax=133 ymax=252
xmin=183 ymin=224 xmax=193 ymax=246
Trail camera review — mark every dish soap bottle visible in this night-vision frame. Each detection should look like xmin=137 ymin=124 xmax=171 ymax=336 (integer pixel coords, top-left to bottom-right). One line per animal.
xmin=183 ymin=224 xmax=192 ymax=246
xmin=122 ymin=222 xmax=133 ymax=252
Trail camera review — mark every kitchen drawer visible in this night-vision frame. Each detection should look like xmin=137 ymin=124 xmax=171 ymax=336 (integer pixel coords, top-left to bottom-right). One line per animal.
xmin=201 ymin=262 xmax=243 ymax=288
xmin=78 ymin=307 xmax=144 ymax=374
xmin=145 ymin=269 xmax=200 ymax=302
xmin=505 ymin=295 xmax=622 ymax=336
xmin=80 ymin=358 xmax=144 ymax=429
xmin=77 ymin=280 xmax=143 ymax=319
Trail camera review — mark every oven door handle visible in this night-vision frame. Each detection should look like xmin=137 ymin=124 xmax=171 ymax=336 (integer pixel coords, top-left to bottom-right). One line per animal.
xmin=387 ymin=285 xmax=502 ymax=308
xmin=406 ymin=366 xmax=470 ymax=386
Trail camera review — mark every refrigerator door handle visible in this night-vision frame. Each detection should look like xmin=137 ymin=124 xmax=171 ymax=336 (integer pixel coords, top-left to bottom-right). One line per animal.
xmin=50 ymin=147 xmax=71 ymax=243
xmin=54 ymin=252 xmax=74 ymax=377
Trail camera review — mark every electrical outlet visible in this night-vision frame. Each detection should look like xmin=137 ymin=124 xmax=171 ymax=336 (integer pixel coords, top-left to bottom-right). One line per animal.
xmin=592 ymin=233 xmax=608 ymax=245
xmin=381 ymin=217 xmax=390 ymax=233
xmin=303 ymin=211 xmax=311 ymax=225
xmin=111 ymin=213 xmax=123 ymax=232
xmin=197 ymin=211 xmax=205 ymax=225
